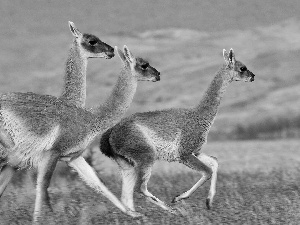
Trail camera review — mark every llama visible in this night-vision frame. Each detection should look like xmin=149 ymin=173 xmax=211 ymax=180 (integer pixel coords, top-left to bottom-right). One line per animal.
xmin=99 ymin=49 xmax=255 ymax=214
xmin=28 ymin=20 xmax=114 ymax=185
xmin=28 ymin=20 xmax=114 ymax=182
xmin=0 ymin=45 xmax=160 ymax=222
xmin=60 ymin=21 xmax=114 ymax=107
xmin=0 ymin=20 xmax=114 ymax=220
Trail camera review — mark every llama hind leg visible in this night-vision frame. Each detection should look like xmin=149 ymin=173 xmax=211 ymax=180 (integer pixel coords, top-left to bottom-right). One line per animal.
xmin=205 ymin=155 xmax=218 ymax=209
xmin=0 ymin=139 xmax=15 ymax=197
xmin=116 ymin=157 xmax=138 ymax=211
xmin=0 ymin=165 xmax=16 ymax=197
xmin=136 ymin=164 xmax=178 ymax=214
xmin=68 ymin=156 xmax=143 ymax=218
xmin=172 ymin=153 xmax=218 ymax=209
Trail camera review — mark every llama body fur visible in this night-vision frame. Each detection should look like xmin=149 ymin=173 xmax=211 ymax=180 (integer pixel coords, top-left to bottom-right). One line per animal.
xmin=0 ymin=93 xmax=98 ymax=168
xmin=0 ymin=45 xmax=160 ymax=220
xmin=61 ymin=40 xmax=87 ymax=106
xmin=99 ymin=50 xmax=255 ymax=215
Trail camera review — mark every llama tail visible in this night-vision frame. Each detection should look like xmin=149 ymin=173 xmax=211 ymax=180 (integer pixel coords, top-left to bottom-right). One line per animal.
xmin=100 ymin=127 xmax=135 ymax=167
xmin=99 ymin=128 xmax=115 ymax=158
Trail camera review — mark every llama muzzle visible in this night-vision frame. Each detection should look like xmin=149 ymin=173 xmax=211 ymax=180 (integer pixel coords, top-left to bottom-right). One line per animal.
xmin=105 ymin=51 xmax=115 ymax=59
xmin=248 ymin=71 xmax=255 ymax=82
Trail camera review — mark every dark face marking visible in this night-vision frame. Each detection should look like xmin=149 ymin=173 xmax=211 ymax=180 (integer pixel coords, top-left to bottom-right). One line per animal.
xmin=141 ymin=63 xmax=149 ymax=70
xmin=232 ymin=60 xmax=255 ymax=82
xmin=240 ymin=66 xmax=247 ymax=72
xmin=136 ymin=58 xmax=149 ymax=70
xmin=248 ymin=70 xmax=255 ymax=82
xmin=135 ymin=57 xmax=161 ymax=82
xmin=88 ymin=40 xmax=98 ymax=46
xmin=81 ymin=33 xmax=114 ymax=58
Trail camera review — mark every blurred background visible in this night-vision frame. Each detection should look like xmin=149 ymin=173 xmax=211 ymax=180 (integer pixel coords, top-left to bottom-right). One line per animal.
xmin=1 ymin=0 xmax=300 ymax=140
xmin=1 ymin=1 xmax=300 ymax=224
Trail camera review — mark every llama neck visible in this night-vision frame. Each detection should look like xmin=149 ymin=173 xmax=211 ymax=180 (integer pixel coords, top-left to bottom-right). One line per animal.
xmin=60 ymin=40 xmax=88 ymax=107
xmin=93 ymin=66 xmax=137 ymax=132
xmin=194 ymin=65 xmax=232 ymax=124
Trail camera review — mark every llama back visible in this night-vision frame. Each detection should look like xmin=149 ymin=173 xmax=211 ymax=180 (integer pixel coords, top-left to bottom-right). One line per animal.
xmin=0 ymin=92 xmax=94 ymax=135
xmin=102 ymin=108 xmax=195 ymax=162
xmin=0 ymin=92 xmax=99 ymax=167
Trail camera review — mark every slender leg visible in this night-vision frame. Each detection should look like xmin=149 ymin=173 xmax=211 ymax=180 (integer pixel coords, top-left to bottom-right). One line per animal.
xmin=114 ymin=156 xmax=138 ymax=212
xmin=172 ymin=153 xmax=218 ymax=209
xmin=68 ymin=156 xmax=142 ymax=218
xmin=205 ymin=155 xmax=218 ymax=209
xmin=136 ymin=164 xmax=177 ymax=214
xmin=0 ymin=165 xmax=16 ymax=197
xmin=0 ymin=138 xmax=15 ymax=197
xmin=30 ymin=170 xmax=38 ymax=186
xmin=119 ymin=166 xmax=137 ymax=211
xmin=33 ymin=151 xmax=59 ymax=223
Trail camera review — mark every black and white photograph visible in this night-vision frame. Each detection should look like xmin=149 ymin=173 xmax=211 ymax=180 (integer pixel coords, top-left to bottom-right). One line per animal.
xmin=0 ymin=1 xmax=299 ymax=224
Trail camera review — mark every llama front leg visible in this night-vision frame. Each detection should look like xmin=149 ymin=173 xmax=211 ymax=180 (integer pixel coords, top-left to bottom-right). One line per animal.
xmin=172 ymin=153 xmax=218 ymax=209
xmin=0 ymin=165 xmax=16 ymax=197
xmin=33 ymin=151 xmax=59 ymax=223
xmin=68 ymin=156 xmax=143 ymax=218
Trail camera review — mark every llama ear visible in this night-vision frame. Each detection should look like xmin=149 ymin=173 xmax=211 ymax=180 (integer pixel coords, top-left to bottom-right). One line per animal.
xmin=229 ymin=48 xmax=236 ymax=64
xmin=223 ymin=49 xmax=229 ymax=63
xmin=115 ymin=46 xmax=127 ymax=63
xmin=123 ymin=45 xmax=134 ymax=63
xmin=68 ymin=21 xmax=82 ymax=38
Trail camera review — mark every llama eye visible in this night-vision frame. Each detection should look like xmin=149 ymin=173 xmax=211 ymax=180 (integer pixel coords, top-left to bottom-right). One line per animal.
xmin=141 ymin=64 xmax=148 ymax=70
xmin=89 ymin=40 xmax=97 ymax=46
xmin=240 ymin=66 xmax=247 ymax=72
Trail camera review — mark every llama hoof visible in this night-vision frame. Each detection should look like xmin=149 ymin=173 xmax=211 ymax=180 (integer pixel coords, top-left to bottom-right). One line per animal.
xmin=175 ymin=206 xmax=189 ymax=217
xmin=171 ymin=195 xmax=180 ymax=203
xmin=172 ymin=195 xmax=188 ymax=203
xmin=206 ymin=198 xmax=212 ymax=210
xmin=168 ymin=207 xmax=180 ymax=215
xmin=126 ymin=210 xmax=144 ymax=218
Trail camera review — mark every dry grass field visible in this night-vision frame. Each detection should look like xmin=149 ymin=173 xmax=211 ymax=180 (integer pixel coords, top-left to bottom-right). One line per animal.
xmin=1 ymin=140 xmax=300 ymax=225
xmin=0 ymin=0 xmax=300 ymax=224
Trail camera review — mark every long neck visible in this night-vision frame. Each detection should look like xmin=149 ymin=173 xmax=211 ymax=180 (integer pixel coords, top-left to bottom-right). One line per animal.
xmin=194 ymin=65 xmax=232 ymax=124
xmin=60 ymin=40 xmax=88 ymax=107
xmin=93 ymin=66 xmax=137 ymax=132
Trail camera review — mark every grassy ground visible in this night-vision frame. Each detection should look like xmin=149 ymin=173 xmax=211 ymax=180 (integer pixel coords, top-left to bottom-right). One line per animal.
xmin=1 ymin=140 xmax=299 ymax=225
xmin=93 ymin=139 xmax=300 ymax=174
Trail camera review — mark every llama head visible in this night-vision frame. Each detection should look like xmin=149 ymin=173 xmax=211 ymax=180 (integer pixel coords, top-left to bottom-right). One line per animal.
xmin=116 ymin=45 xmax=161 ymax=82
xmin=223 ymin=48 xmax=255 ymax=82
xmin=68 ymin=21 xmax=114 ymax=59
